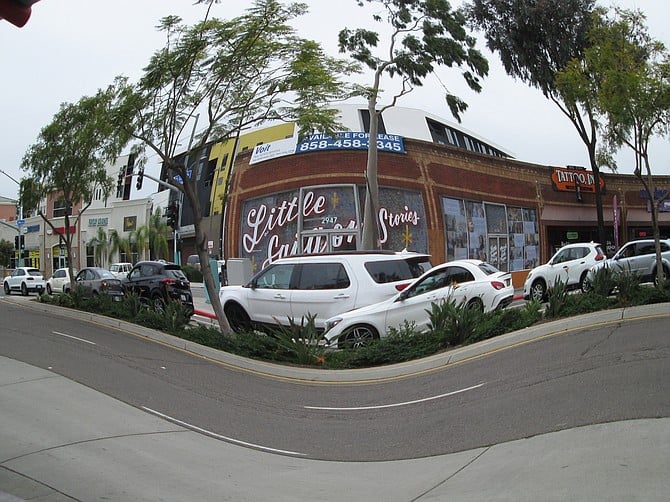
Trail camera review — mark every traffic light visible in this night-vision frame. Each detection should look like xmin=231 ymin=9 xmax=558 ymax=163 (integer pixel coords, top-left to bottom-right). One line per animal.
xmin=0 ymin=0 xmax=40 ymax=28
xmin=166 ymin=204 xmax=177 ymax=229
xmin=14 ymin=235 xmax=24 ymax=250
xmin=117 ymin=168 xmax=125 ymax=197
xmin=136 ymin=167 xmax=144 ymax=190
xmin=14 ymin=235 xmax=19 ymax=250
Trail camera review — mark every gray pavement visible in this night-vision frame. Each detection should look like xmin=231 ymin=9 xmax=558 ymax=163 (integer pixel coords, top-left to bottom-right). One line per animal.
xmin=1 ymin=293 xmax=670 ymax=500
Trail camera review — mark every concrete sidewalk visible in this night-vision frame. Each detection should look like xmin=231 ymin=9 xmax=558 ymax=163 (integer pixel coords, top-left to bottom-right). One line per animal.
xmin=2 ymin=356 xmax=668 ymax=501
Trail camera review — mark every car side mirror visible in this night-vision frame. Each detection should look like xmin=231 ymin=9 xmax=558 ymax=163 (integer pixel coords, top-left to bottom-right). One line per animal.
xmin=397 ymin=290 xmax=409 ymax=301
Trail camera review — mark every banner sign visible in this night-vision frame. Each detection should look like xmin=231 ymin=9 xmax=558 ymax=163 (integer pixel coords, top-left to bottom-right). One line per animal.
xmin=296 ymin=132 xmax=405 ymax=154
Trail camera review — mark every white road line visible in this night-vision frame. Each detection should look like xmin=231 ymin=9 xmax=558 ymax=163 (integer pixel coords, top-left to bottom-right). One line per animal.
xmin=304 ymin=383 xmax=485 ymax=411
xmin=52 ymin=331 xmax=97 ymax=345
xmin=141 ymin=406 xmax=306 ymax=457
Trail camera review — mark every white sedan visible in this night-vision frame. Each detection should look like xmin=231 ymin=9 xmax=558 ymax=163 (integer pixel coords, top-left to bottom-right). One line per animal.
xmin=323 ymin=259 xmax=514 ymax=348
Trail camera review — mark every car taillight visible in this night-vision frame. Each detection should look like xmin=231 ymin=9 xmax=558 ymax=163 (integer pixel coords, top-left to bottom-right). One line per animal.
xmin=491 ymin=281 xmax=506 ymax=290
xmin=101 ymin=281 xmax=109 ymax=290
xmin=395 ymin=282 xmax=410 ymax=291
xmin=595 ymin=253 xmax=605 ymax=261
xmin=161 ymin=278 xmax=177 ymax=286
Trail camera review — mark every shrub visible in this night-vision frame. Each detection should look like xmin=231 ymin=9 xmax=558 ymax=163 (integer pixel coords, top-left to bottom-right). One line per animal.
xmin=428 ymin=299 xmax=484 ymax=347
xmin=265 ymin=314 xmax=326 ymax=366
xmin=182 ymin=265 xmax=203 ymax=283
xmin=544 ymin=278 xmax=569 ymax=319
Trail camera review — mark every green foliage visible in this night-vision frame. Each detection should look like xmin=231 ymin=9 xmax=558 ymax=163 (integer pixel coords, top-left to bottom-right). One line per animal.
xmin=544 ymin=278 xmax=570 ymax=318
xmin=587 ymin=265 xmax=617 ymax=297
xmin=0 ymin=239 xmax=14 ymax=268
xmin=182 ymin=265 xmax=203 ymax=283
xmin=427 ymin=298 xmax=484 ymax=347
xmin=265 ymin=314 xmax=326 ymax=366
xmin=612 ymin=269 xmax=642 ymax=304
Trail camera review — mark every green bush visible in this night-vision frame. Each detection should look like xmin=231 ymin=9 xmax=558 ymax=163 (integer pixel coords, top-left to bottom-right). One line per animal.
xmin=182 ymin=265 xmax=203 ymax=283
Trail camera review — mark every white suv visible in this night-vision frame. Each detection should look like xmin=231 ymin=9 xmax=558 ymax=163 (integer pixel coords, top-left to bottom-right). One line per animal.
xmin=109 ymin=262 xmax=132 ymax=279
xmin=523 ymin=242 xmax=606 ymax=301
xmin=219 ymin=251 xmax=432 ymax=333
xmin=4 ymin=267 xmax=46 ymax=296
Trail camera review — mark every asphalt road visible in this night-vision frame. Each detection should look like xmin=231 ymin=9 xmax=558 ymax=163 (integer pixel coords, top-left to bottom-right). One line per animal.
xmin=1 ymin=295 xmax=668 ymax=462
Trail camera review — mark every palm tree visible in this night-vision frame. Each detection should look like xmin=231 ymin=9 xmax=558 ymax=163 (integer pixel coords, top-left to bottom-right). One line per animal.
xmin=89 ymin=226 xmax=109 ymax=267
xmin=108 ymin=228 xmax=132 ymax=263
xmin=136 ymin=208 xmax=170 ymax=261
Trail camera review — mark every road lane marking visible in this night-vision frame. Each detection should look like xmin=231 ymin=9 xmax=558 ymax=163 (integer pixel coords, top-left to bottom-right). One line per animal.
xmin=141 ymin=406 xmax=306 ymax=457
xmin=304 ymin=382 xmax=485 ymax=411
xmin=52 ymin=331 xmax=96 ymax=345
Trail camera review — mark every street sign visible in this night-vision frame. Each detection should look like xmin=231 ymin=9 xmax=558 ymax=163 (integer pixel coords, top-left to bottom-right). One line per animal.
xmin=17 ymin=219 xmax=25 ymax=228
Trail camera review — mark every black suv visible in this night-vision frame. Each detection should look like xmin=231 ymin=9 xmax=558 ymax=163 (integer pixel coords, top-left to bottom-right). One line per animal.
xmin=122 ymin=261 xmax=194 ymax=316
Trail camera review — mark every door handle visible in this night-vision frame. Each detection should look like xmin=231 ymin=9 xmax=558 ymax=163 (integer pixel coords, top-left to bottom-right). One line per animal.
xmin=273 ymin=293 xmax=287 ymax=299
xmin=333 ymin=294 xmax=350 ymax=299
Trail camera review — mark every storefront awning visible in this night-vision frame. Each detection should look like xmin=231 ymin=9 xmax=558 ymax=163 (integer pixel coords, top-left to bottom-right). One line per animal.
xmin=541 ymin=205 xmax=613 ymax=223
xmin=625 ymin=208 xmax=670 ymax=224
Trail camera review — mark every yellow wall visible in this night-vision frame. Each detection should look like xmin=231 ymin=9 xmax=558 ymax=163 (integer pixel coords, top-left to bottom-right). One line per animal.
xmin=208 ymin=123 xmax=296 ymax=215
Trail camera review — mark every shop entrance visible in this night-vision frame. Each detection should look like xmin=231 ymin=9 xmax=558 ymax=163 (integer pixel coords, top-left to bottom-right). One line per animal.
xmin=487 ymin=235 xmax=509 ymax=272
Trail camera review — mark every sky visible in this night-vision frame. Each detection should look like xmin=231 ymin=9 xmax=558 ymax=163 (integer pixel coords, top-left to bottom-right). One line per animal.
xmin=1 ymin=0 xmax=669 ymax=202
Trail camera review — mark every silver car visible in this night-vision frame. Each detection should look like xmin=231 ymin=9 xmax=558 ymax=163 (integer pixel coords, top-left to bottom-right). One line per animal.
xmin=588 ymin=238 xmax=670 ymax=285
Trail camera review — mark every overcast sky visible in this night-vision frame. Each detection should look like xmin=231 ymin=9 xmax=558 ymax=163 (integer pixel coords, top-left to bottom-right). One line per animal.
xmin=1 ymin=0 xmax=668 ymax=202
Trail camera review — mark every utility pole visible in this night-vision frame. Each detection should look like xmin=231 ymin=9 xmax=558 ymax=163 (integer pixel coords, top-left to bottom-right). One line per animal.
xmin=0 ymin=169 xmax=23 ymax=267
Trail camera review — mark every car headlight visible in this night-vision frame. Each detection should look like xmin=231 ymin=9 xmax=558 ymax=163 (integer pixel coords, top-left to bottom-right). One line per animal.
xmin=325 ymin=318 xmax=342 ymax=332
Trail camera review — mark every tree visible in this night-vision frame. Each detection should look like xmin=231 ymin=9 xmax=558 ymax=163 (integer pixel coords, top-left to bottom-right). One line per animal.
xmin=110 ymin=0 xmax=356 ymax=335
xmin=0 ymin=239 xmax=14 ymax=269
xmin=591 ymin=9 xmax=670 ymax=286
xmin=90 ymin=226 xmax=109 ymax=267
xmin=339 ymin=0 xmax=488 ymax=250
xmin=467 ymin=0 xmax=611 ymax=246
xmin=108 ymin=229 xmax=132 ymax=264
xmin=20 ymin=86 xmax=128 ymax=284
xmin=136 ymin=207 xmax=170 ymax=261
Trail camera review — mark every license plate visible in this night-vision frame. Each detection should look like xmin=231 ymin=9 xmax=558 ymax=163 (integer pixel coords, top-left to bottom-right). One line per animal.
xmin=181 ymin=294 xmax=187 ymax=301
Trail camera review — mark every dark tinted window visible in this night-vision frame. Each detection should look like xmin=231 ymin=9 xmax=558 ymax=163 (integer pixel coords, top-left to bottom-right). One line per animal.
xmin=478 ymin=262 xmax=502 ymax=275
xmin=27 ymin=269 xmax=41 ymax=277
xmin=446 ymin=266 xmax=475 ymax=284
xmin=365 ymin=257 xmax=431 ymax=284
xmin=296 ymin=263 xmax=350 ymax=290
xmin=164 ymin=265 xmax=187 ymax=280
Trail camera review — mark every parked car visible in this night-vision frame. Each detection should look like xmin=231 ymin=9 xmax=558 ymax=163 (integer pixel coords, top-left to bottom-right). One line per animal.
xmin=46 ymin=267 xmax=76 ymax=294
xmin=523 ymin=242 xmax=606 ymax=301
xmin=73 ymin=267 xmax=125 ymax=300
xmin=219 ymin=251 xmax=432 ymax=333
xmin=3 ymin=267 xmax=46 ymax=296
xmin=586 ymin=238 xmax=670 ymax=286
xmin=323 ymin=259 xmax=514 ymax=348
xmin=109 ymin=262 xmax=133 ymax=279
xmin=122 ymin=261 xmax=194 ymax=316
xmin=186 ymin=254 xmax=201 ymax=271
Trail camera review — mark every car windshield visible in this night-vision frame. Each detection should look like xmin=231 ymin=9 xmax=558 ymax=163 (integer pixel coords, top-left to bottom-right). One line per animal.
xmin=99 ymin=270 xmax=116 ymax=279
xmin=27 ymin=269 xmax=41 ymax=276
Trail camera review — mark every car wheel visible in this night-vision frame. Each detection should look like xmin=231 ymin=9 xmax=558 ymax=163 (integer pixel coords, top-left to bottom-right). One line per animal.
xmin=466 ymin=297 xmax=484 ymax=312
xmin=224 ymin=303 xmax=252 ymax=333
xmin=530 ymin=280 xmax=546 ymax=302
xmin=46 ymin=284 xmax=52 ymax=295
xmin=338 ymin=325 xmax=379 ymax=349
xmin=653 ymin=266 xmax=669 ymax=287
xmin=21 ymin=282 xmax=28 ymax=296
xmin=151 ymin=294 xmax=166 ymax=312
xmin=4 ymin=282 xmax=10 ymax=295
xmin=580 ymin=272 xmax=591 ymax=293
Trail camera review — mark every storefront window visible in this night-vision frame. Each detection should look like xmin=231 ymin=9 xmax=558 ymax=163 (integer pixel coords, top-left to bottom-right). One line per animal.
xmin=442 ymin=197 xmax=538 ymax=271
